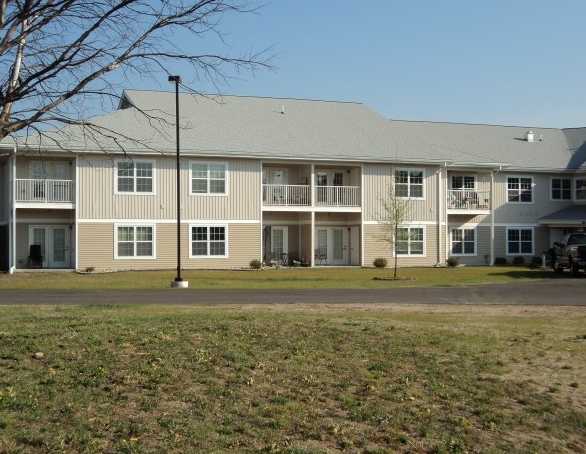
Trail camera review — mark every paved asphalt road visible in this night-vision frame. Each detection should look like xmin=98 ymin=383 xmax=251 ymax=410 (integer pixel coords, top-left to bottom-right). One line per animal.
xmin=0 ymin=278 xmax=584 ymax=305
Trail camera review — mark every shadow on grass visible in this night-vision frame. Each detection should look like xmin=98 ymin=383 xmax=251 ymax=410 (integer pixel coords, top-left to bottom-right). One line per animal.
xmin=487 ymin=268 xmax=583 ymax=279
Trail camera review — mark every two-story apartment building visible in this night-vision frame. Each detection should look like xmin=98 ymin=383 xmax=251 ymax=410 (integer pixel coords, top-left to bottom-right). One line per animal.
xmin=1 ymin=90 xmax=585 ymax=272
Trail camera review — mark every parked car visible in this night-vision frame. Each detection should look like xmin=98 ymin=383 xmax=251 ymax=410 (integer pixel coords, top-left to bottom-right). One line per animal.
xmin=550 ymin=233 xmax=586 ymax=276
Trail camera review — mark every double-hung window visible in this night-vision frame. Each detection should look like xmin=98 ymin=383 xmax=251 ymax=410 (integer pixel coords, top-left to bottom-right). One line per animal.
xmin=190 ymin=225 xmax=228 ymax=257
xmin=116 ymin=161 xmax=154 ymax=194
xmin=576 ymin=178 xmax=586 ymax=200
xmin=396 ymin=227 xmax=424 ymax=255
xmin=507 ymin=176 xmax=533 ymax=203
xmin=115 ymin=225 xmax=154 ymax=259
xmin=395 ymin=169 xmax=424 ymax=198
xmin=551 ymin=177 xmax=572 ymax=201
xmin=190 ymin=162 xmax=227 ymax=195
xmin=451 ymin=228 xmax=475 ymax=255
xmin=507 ymin=228 xmax=533 ymax=255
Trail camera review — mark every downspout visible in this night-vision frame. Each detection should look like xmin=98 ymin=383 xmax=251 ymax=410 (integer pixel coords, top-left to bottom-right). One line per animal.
xmin=489 ymin=166 xmax=502 ymax=266
xmin=310 ymin=164 xmax=315 ymax=267
xmin=436 ymin=164 xmax=443 ymax=266
xmin=9 ymin=146 xmax=16 ymax=273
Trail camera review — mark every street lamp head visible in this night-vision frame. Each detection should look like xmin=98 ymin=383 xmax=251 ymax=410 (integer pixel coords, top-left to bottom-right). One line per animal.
xmin=168 ymin=75 xmax=181 ymax=84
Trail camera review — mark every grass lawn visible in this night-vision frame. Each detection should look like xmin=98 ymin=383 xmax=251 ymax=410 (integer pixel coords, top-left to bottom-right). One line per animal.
xmin=0 ymin=266 xmax=557 ymax=290
xmin=0 ymin=302 xmax=585 ymax=454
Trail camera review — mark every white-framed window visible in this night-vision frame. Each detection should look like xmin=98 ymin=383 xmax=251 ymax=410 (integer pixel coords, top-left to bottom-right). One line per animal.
xmin=395 ymin=169 xmax=424 ymax=198
xmin=115 ymin=224 xmax=155 ymax=259
xmin=576 ymin=178 xmax=586 ymax=200
xmin=551 ymin=177 xmax=572 ymax=201
xmin=507 ymin=227 xmax=533 ymax=255
xmin=190 ymin=224 xmax=228 ymax=258
xmin=451 ymin=228 xmax=476 ymax=255
xmin=396 ymin=226 xmax=424 ymax=255
xmin=190 ymin=162 xmax=227 ymax=195
xmin=451 ymin=175 xmax=475 ymax=190
xmin=507 ymin=176 xmax=533 ymax=203
xmin=116 ymin=160 xmax=154 ymax=194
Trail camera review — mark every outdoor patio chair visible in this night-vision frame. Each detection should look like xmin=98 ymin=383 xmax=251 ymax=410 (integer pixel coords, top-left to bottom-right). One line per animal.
xmin=28 ymin=244 xmax=43 ymax=268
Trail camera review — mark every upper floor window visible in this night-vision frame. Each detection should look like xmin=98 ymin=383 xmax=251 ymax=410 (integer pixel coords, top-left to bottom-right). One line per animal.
xmin=116 ymin=161 xmax=154 ymax=194
xmin=507 ymin=176 xmax=533 ymax=203
xmin=576 ymin=178 xmax=586 ymax=200
xmin=396 ymin=226 xmax=424 ymax=255
xmin=191 ymin=162 xmax=227 ymax=195
xmin=395 ymin=169 xmax=424 ymax=198
xmin=551 ymin=177 xmax=572 ymax=201
xmin=115 ymin=225 xmax=155 ymax=259
xmin=190 ymin=225 xmax=227 ymax=257
xmin=451 ymin=175 xmax=475 ymax=190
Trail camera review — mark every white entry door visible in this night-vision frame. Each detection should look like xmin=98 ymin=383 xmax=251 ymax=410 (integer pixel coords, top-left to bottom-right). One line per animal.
xmin=315 ymin=227 xmax=348 ymax=265
xmin=30 ymin=226 xmax=71 ymax=268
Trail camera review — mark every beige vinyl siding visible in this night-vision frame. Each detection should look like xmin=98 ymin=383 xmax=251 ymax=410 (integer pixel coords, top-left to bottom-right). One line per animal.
xmin=362 ymin=163 xmax=439 ymax=222
xmin=77 ymin=155 xmax=260 ymax=221
xmin=491 ymin=225 xmax=547 ymax=260
xmin=363 ymin=223 xmax=438 ymax=268
xmin=78 ymin=221 xmax=260 ymax=270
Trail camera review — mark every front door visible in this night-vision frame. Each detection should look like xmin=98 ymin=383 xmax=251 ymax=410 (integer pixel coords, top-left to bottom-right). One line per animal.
xmin=315 ymin=228 xmax=348 ymax=266
xmin=29 ymin=226 xmax=71 ymax=268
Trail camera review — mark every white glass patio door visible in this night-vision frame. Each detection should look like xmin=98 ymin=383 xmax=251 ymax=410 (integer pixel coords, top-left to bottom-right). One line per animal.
xmin=315 ymin=227 xmax=348 ymax=265
xmin=29 ymin=226 xmax=71 ymax=268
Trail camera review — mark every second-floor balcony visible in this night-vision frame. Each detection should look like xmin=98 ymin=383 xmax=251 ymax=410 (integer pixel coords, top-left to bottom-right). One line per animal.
xmin=16 ymin=179 xmax=74 ymax=204
xmin=447 ymin=189 xmax=490 ymax=213
xmin=263 ymin=184 xmax=360 ymax=208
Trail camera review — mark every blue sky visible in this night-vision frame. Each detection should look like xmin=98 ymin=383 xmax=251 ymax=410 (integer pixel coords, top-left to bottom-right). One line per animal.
xmin=139 ymin=1 xmax=586 ymax=128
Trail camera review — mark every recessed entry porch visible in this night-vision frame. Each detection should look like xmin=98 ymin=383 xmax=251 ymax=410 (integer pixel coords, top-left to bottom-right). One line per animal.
xmin=262 ymin=212 xmax=361 ymax=267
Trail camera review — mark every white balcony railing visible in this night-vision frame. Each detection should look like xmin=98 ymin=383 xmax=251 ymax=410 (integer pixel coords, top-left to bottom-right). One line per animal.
xmin=264 ymin=184 xmax=311 ymax=206
xmin=447 ymin=189 xmax=490 ymax=210
xmin=315 ymin=185 xmax=360 ymax=207
xmin=16 ymin=179 xmax=74 ymax=203
xmin=262 ymin=184 xmax=360 ymax=207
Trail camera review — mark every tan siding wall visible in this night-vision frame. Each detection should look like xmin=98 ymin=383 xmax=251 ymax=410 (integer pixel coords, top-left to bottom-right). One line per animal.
xmin=78 ymin=221 xmax=260 ymax=270
xmin=364 ymin=224 xmax=438 ymax=268
xmin=77 ymin=156 xmax=260 ymax=221
xmin=363 ymin=163 xmax=439 ymax=223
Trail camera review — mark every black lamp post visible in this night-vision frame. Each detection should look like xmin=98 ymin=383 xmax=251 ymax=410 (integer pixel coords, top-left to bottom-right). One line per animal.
xmin=168 ymin=75 xmax=187 ymax=287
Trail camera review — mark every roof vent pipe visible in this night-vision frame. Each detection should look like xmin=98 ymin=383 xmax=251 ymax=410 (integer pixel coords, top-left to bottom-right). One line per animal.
xmin=525 ymin=131 xmax=534 ymax=142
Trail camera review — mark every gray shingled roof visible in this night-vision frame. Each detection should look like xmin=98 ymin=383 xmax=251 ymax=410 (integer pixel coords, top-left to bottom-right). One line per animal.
xmin=538 ymin=205 xmax=586 ymax=225
xmin=5 ymin=90 xmax=586 ymax=172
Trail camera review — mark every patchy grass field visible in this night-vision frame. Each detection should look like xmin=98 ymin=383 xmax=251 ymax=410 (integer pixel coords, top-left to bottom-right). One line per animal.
xmin=0 ymin=303 xmax=584 ymax=453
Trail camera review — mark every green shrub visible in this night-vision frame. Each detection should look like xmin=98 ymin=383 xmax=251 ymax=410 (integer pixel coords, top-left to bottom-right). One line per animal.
xmin=494 ymin=257 xmax=507 ymax=266
xmin=249 ymin=259 xmax=262 ymax=270
xmin=373 ymin=257 xmax=388 ymax=268
xmin=446 ymin=257 xmax=460 ymax=267
xmin=529 ymin=256 xmax=543 ymax=269
xmin=512 ymin=256 xmax=525 ymax=266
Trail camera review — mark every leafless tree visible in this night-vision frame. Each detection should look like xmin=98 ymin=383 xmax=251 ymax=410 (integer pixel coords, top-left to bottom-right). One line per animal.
xmin=376 ymin=183 xmax=414 ymax=278
xmin=0 ymin=0 xmax=274 ymax=140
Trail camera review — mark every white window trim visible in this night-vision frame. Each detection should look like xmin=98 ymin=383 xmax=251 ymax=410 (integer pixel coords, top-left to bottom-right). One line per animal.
xmin=189 ymin=223 xmax=229 ymax=258
xmin=395 ymin=225 xmax=426 ymax=257
xmin=395 ymin=168 xmax=425 ymax=200
xmin=506 ymin=175 xmax=534 ymax=204
xmin=450 ymin=227 xmax=477 ymax=256
xmin=506 ymin=227 xmax=534 ymax=256
xmin=114 ymin=160 xmax=156 ymax=195
xmin=114 ymin=223 xmax=156 ymax=259
xmin=189 ymin=161 xmax=228 ymax=196
xmin=550 ymin=177 xmax=572 ymax=202
xmin=575 ymin=177 xmax=586 ymax=201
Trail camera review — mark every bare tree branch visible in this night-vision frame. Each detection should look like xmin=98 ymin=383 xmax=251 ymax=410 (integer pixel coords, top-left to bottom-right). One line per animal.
xmin=0 ymin=0 xmax=276 ymax=140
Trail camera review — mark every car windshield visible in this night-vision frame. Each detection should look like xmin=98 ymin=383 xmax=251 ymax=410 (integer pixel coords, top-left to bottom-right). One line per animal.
xmin=568 ymin=235 xmax=586 ymax=245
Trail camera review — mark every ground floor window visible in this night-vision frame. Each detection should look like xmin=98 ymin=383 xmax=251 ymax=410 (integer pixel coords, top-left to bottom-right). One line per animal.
xmin=507 ymin=228 xmax=533 ymax=255
xmin=396 ymin=227 xmax=424 ymax=255
xmin=115 ymin=225 xmax=154 ymax=258
xmin=451 ymin=228 xmax=475 ymax=255
xmin=191 ymin=225 xmax=227 ymax=257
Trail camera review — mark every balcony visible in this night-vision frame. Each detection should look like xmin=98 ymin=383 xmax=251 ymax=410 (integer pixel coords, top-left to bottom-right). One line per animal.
xmin=263 ymin=184 xmax=360 ymax=208
xmin=16 ymin=179 xmax=74 ymax=205
xmin=447 ymin=189 xmax=490 ymax=214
